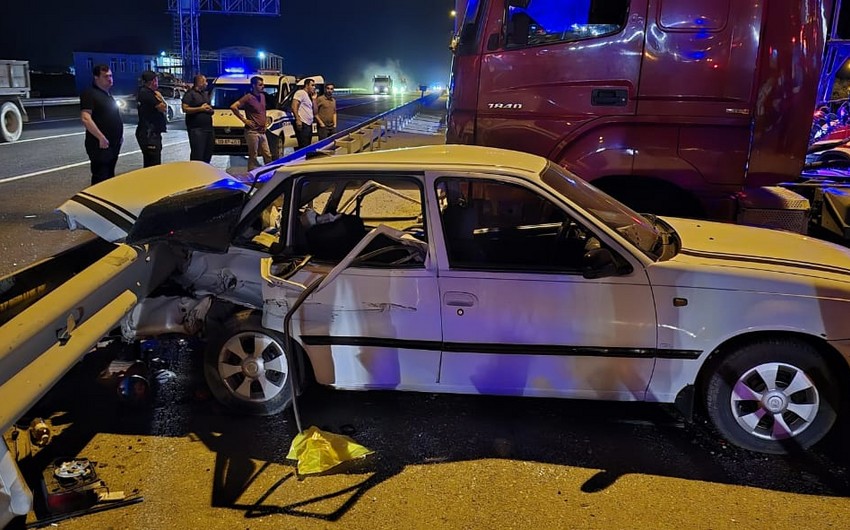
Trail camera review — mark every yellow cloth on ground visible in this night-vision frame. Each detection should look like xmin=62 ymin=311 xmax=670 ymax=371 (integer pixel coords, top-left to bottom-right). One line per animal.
xmin=286 ymin=426 xmax=374 ymax=475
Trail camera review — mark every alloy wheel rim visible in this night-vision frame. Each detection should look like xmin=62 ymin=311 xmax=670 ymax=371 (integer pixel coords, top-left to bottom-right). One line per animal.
xmin=729 ymin=361 xmax=819 ymax=441
xmin=218 ymin=331 xmax=288 ymax=403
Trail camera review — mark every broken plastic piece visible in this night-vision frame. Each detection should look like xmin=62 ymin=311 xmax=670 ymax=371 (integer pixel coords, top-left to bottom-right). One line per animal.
xmin=286 ymin=426 xmax=373 ymax=475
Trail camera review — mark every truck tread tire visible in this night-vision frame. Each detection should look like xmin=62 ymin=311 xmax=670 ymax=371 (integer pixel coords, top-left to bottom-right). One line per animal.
xmin=0 ymin=101 xmax=23 ymax=143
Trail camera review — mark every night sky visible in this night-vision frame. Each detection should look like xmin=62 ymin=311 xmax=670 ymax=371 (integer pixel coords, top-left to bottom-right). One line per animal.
xmin=0 ymin=0 xmax=456 ymax=87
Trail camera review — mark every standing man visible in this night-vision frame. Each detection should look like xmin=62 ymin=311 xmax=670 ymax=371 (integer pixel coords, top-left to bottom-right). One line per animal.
xmin=80 ymin=64 xmax=123 ymax=184
xmin=181 ymin=74 xmax=214 ymax=163
xmin=135 ymin=71 xmax=167 ymax=168
xmin=292 ymin=78 xmax=316 ymax=149
xmin=315 ymin=82 xmax=337 ymax=140
xmin=231 ymin=76 xmax=272 ymax=170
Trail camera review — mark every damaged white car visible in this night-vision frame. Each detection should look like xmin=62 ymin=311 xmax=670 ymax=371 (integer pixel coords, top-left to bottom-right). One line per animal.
xmin=59 ymin=145 xmax=850 ymax=454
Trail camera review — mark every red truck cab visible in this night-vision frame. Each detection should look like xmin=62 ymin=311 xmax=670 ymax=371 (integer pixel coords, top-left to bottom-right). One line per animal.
xmin=448 ymin=0 xmax=832 ymax=222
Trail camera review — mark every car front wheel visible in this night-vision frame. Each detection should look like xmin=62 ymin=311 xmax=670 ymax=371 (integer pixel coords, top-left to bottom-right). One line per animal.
xmin=705 ymin=339 xmax=839 ymax=454
xmin=204 ymin=311 xmax=291 ymax=415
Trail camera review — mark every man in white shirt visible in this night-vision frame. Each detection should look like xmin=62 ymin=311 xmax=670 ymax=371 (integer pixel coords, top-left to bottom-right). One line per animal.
xmin=292 ymin=78 xmax=316 ymax=149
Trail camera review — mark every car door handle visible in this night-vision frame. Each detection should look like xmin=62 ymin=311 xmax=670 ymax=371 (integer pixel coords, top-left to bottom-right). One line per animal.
xmin=591 ymin=88 xmax=628 ymax=107
xmin=444 ymin=291 xmax=478 ymax=307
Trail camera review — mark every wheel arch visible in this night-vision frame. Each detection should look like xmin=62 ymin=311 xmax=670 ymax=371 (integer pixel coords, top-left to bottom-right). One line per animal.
xmin=205 ymin=303 xmax=315 ymax=393
xmin=694 ymin=330 xmax=850 ymax=414
xmin=591 ymin=174 xmax=706 ymax=218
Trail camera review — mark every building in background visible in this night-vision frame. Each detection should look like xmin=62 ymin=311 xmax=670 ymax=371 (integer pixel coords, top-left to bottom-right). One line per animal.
xmin=73 ymin=48 xmax=283 ymax=96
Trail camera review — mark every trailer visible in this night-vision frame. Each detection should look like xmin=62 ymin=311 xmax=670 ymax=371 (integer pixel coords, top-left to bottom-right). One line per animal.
xmin=0 ymin=60 xmax=30 ymax=143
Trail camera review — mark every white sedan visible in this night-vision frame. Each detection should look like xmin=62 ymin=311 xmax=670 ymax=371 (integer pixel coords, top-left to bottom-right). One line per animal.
xmin=59 ymin=145 xmax=850 ymax=454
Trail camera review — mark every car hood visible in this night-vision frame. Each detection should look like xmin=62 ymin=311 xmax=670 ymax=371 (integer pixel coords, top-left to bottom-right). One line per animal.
xmin=58 ymin=162 xmax=250 ymax=250
xmin=655 ymin=217 xmax=850 ymax=290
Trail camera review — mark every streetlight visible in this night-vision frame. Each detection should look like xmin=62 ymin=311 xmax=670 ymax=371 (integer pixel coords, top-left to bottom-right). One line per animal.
xmin=450 ymin=9 xmax=457 ymax=17
xmin=258 ymin=51 xmax=266 ymax=59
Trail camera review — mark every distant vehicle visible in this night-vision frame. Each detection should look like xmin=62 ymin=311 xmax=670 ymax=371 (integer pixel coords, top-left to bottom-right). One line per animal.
xmin=0 ymin=60 xmax=30 ymax=143
xmin=117 ymin=84 xmax=186 ymax=122
xmin=373 ymin=75 xmax=393 ymax=95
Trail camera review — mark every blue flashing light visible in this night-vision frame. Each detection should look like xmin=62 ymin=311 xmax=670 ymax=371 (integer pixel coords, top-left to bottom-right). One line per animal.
xmin=224 ymin=67 xmax=245 ymax=74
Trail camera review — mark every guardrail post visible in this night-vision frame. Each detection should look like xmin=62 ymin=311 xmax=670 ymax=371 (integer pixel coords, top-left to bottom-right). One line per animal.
xmin=335 ymin=135 xmax=355 ymax=154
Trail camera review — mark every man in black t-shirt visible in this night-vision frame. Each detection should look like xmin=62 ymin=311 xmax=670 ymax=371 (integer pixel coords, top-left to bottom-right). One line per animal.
xmin=80 ymin=64 xmax=123 ymax=184
xmin=181 ymin=74 xmax=214 ymax=163
xmin=135 ymin=71 xmax=167 ymax=168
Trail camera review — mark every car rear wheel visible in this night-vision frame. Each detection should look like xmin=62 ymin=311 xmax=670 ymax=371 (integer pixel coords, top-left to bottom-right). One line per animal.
xmin=204 ymin=311 xmax=291 ymax=415
xmin=705 ymin=339 xmax=839 ymax=454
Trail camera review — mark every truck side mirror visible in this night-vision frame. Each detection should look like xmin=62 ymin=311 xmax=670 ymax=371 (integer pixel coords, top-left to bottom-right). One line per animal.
xmin=582 ymin=248 xmax=620 ymax=279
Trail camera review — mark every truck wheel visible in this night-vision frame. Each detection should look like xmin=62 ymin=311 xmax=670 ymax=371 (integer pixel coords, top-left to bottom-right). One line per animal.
xmin=204 ymin=311 xmax=291 ymax=416
xmin=704 ymin=339 xmax=839 ymax=454
xmin=0 ymin=101 xmax=23 ymax=143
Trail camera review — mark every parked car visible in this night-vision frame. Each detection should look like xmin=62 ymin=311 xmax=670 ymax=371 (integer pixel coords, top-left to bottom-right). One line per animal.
xmin=116 ymin=84 xmax=186 ymax=122
xmin=58 ymin=145 xmax=850 ymax=454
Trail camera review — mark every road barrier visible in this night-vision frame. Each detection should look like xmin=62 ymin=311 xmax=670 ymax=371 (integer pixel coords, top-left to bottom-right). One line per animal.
xmin=268 ymin=92 xmax=441 ymax=167
xmin=22 ymin=97 xmax=80 ymax=120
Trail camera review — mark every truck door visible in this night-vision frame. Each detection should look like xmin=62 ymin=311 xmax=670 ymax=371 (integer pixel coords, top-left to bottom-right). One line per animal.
xmin=475 ymin=0 xmax=646 ymax=159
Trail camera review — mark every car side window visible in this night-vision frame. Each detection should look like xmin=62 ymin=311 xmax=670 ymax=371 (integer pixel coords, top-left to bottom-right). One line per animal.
xmin=436 ymin=177 xmax=600 ymax=272
xmin=293 ymin=175 xmax=427 ymax=267
xmin=505 ymin=0 xmax=629 ymax=48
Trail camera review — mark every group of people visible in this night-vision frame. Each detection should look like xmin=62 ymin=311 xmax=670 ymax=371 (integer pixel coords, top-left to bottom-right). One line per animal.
xmin=80 ymin=64 xmax=337 ymax=183
xmin=230 ymin=76 xmax=337 ymax=170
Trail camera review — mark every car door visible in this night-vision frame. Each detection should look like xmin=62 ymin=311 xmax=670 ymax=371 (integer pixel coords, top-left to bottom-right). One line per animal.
xmin=429 ymin=172 xmax=657 ymax=400
xmin=261 ymin=172 xmax=443 ymax=391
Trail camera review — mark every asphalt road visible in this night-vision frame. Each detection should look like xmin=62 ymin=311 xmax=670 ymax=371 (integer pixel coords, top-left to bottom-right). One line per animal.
xmin=0 ymin=93 xmax=417 ymax=277
xmin=3 ymin=96 xmax=850 ymax=529
xmin=8 ymin=338 xmax=850 ymax=529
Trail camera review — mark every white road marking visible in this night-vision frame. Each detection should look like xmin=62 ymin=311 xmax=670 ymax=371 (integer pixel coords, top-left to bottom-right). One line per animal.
xmin=0 ymin=124 xmax=136 ymax=146
xmin=0 ymin=139 xmax=189 ymax=184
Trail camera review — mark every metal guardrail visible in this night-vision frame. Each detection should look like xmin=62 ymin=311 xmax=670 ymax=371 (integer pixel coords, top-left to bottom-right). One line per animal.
xmin=22 ymin=97 xmax=80 ymax=107
xmin=265 ymin=92 xmax=441 ymax=168
xmin=22 ymin=97 xmax=81 ymax=120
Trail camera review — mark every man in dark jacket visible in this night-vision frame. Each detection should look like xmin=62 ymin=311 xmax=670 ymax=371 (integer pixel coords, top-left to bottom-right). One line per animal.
xmin=135 ymin=71 xmax=167 ymax=167
xmin=181 ymin=74 xmax=214 ymax=162
xmin=80 ymin=64 xmax=123 ymax=184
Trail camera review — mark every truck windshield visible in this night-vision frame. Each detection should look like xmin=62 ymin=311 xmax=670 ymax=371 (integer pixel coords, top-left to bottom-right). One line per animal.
xmin=541 ymin=162 xmax=662 ymax=258
xmin=210 ymin=84 xmax=279 ymax=109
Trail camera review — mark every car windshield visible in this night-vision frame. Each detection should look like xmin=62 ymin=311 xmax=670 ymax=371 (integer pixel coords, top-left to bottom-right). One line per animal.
xmin=541 ymin=162 xmax=663 ymax=258
xmin=210 ymin=84 xmax=279 ymax=109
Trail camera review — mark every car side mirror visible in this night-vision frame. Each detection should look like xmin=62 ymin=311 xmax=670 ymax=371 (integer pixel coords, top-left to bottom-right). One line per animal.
xmin=582 ymin=248 xmax=620 ymax=279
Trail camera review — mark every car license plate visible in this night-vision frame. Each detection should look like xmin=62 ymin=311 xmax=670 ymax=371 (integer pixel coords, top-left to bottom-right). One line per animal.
xmin=215 ymin=138 xmax=242 ymax=145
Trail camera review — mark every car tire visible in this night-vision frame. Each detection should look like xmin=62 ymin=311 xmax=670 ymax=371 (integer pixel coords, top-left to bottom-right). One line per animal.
xmin=0 ymin=101 xmax=23 ymax=143
xmin=705 ymin=338 xmax=839 ymax=454
xmin=166 ymin=106 xmax=174 ymax=122
xmin=204 ymin=311 xmax=292 ymax=416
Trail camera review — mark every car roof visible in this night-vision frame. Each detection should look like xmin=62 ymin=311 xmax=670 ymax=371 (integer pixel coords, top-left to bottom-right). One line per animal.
xmin=288 ymin=145 xmax=549 ymax=177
